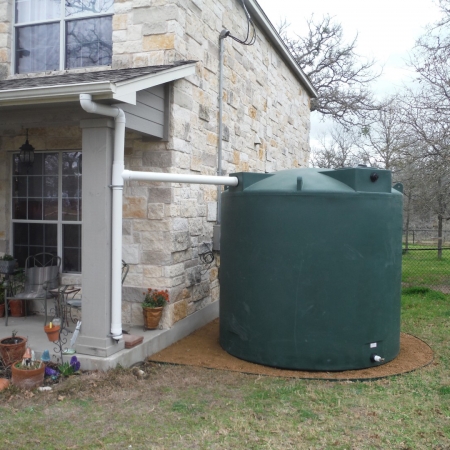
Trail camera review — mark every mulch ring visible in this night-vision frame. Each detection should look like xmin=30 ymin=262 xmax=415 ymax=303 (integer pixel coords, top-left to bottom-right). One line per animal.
xmin=149 ymin=319 xmax=434 ymax=381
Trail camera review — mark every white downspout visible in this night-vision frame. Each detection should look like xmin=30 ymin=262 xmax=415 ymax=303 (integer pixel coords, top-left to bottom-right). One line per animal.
xmin=80 ymin=94 xmax=239 ymax=344
xmin=80 ymin=93 xmax=125 ymax=342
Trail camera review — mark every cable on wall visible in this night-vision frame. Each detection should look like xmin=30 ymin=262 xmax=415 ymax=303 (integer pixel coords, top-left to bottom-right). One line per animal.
xmin=228 ymin=0 xmax=256 ymax=46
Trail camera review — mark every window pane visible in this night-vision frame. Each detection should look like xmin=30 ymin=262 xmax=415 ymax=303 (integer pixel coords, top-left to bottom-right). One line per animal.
xmin=29 ymin=223 xmax=44 ymax=245
xmin=44 ymin=198 xmax=58 ymax=220
xmin=13 ymin=176 xmax=27 ymax=198
xmin=45 ymin=223 xmax=58 ymax=247
xmin=63 ymin=198 xmax=79 ymax=221
xmin=15 ymin=0 xmax=61 ymax=24
xmin=28 ymin=176 xmax=43 ymax=198
xmin=65 ymin=0 xmax=114 ymax=18
xmin=28 ymin=199 xmax=43 ymax=220
xmin=13 ymin=199 xmax=27 ymax=220
xmin=44 ymin=176 xmax=59 ymax=198
xmin=44 ymin=153 xmax=59 ymax=175
xmin=16 ymin=24 xmax=60 ymax=74
xmin=28 ymin=153 xmax=44 ymax=176
xmin=13 ymin=223 xmax=57 ymax=268
xmin=63 ymin=224 xmax=81 ymax=272
xmin=66 ymin=16 xmax=112 ymax=68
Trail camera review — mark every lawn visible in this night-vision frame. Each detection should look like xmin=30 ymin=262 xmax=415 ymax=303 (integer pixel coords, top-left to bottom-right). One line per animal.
xmin=0 ymin=287 xmax=449 ymax=449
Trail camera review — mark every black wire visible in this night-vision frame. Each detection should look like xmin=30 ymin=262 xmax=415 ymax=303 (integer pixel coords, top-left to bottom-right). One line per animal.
xmin=199 ymin=245 xmax=215 ymax=275
xmin=228 ymin=0 xmax=256 ymax=46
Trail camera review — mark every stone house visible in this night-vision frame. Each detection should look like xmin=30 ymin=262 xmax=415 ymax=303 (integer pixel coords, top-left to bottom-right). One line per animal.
xmin=0 ymin=0 xmax=316 ymax=359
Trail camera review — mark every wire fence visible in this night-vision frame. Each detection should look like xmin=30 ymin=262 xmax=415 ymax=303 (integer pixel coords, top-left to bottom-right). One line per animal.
xmin=402 ymin=247 xmax=450 ymax=293
xmin=403 ymin=229 xmax=450 ymax=246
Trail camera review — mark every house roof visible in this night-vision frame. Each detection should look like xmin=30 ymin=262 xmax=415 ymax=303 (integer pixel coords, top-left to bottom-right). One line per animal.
xmin=0 ymin=61 xmax=197 ymax=107
xmin=247 ymin=0 xmax=317 ymax=98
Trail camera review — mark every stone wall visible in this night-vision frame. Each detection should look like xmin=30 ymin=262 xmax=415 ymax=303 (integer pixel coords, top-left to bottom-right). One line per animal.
xmin=0 ymin=0 xmax=12 ymax=79
xmin=118 ymin=0 xmax=312 ymax=328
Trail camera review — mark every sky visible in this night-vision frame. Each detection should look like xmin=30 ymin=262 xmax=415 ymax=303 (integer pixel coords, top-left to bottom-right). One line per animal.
xmin=256 ymin=0 xmax=443 ymax=137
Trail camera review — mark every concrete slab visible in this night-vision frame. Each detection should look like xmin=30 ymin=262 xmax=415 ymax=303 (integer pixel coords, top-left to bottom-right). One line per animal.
xmin=0 ymin=301 xmax=219 ymax=371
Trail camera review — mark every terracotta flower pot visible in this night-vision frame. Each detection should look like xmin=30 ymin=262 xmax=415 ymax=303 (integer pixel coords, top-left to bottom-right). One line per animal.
xmin=143 ymin=306 xmax=163 ymax=330
xmin=9 ymin=299 xmax=26 ymax=317
xmin=0 ymin=303 xmax=4 ymax=318
xmin=11 ymin=361 xmax=45 ymax=390
xmin=0 ymin=378 xmax=9 ymax=392
xmin=44 ymin=325 xmax=60 ymax=342
xmin=0 ymin=335 xmax=27 ymax=367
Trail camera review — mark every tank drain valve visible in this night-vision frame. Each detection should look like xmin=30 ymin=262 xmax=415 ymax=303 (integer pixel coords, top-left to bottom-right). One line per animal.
xmin=371 ymin=354 xmax=385 ymax=363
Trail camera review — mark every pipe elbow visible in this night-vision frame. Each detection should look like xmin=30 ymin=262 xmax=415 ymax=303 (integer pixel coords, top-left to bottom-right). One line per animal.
xmin=79 ymin=93 xmax=97 ymax=114
xmin=79 ymin=93 xmax=124 ymax=121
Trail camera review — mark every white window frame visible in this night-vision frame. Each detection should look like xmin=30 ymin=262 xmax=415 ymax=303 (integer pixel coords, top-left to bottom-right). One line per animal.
xmin=11 ymin=150 xmax=82 ymax=273
xmin=12 ymin=0 xmax=113 ymax=75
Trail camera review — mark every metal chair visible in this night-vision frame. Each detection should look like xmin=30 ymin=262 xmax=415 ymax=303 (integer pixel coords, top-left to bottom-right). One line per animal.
xmin=64 ymin=260 xmax=129 ymax=323
xmin=5 ymin=253 xmax=61 ymax=325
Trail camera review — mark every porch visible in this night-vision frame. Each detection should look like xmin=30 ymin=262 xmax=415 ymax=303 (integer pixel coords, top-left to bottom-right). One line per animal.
xmin=0 ymin=300 xmax=218 ymax=371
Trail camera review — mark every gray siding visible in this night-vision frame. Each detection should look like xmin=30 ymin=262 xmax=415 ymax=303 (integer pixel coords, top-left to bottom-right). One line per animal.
xmin=121 ymin=85 xmax=166 ymax=139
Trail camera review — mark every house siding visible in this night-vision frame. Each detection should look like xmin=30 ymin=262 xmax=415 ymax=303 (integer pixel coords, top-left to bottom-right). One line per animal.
xmin=0 ymin=0 xmax=312 ymax=330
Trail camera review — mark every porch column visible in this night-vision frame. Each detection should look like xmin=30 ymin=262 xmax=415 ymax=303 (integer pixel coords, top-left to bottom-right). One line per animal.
xmin=75 ymin=118 xmax=125 ymax=357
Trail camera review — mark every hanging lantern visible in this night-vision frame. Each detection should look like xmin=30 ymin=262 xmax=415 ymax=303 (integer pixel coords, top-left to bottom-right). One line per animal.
xmin=19 ymin=130 xmax=35 ymax=167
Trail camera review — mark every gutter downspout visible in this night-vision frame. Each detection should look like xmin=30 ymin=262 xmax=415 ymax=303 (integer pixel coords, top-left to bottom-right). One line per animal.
xmin=80 ymin=93 xmax=125 ymax=342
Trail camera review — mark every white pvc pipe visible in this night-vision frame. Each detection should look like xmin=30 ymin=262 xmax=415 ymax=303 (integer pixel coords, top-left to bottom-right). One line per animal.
xmin=123 ymin=170 xmax=238 ymax=186
xmin=80 ymin=94 xmax=124 ymax=342
xmin=80 ymin=94 xmax=240 ymax=346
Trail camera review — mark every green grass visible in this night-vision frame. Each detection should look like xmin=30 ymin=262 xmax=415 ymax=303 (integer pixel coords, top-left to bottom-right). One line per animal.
xmin=1 ymin=288 xmax=450 ymax=449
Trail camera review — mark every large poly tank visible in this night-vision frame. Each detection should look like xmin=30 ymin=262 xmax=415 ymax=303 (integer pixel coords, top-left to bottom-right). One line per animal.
xmin=219 ymin=167 xmax=403 ymax=371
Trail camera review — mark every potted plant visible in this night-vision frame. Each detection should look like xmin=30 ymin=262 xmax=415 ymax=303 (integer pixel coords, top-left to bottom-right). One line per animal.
xmin=142 ymin=288 xmax=169 ymax=330
xmin=44 ymin=320 xmax=61 ymax=342
xmin=11 ymin=349 xmax=45 ymax=390
xmin=0 ymin=254 xmax=16 ymax=275
xmin=0 ymin=330 xmax=27 ymax=367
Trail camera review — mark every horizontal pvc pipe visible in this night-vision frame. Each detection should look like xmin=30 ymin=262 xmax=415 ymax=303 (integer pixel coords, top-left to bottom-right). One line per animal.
xmin=122 ymin=170 xmax=239 ymax=187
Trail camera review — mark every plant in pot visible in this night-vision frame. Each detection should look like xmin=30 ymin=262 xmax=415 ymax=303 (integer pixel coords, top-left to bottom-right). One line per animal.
xmin=11 ymin=348 xmax=45 ymax=390
xmin=142 ymin=288 xmax=169 ymax=330
xmin=0 ymin=254 xmax=16 ymax=275
xmin=0 ymin=330 xmax=27 ymax=367
xmin=44 ymin=318 xmax=61 ymax=342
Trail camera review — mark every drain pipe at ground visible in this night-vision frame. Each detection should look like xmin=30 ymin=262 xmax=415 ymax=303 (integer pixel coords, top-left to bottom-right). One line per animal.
xmin=80 ymin=93 xmax=125 ymax=342
xmin=80 ymin=93 xmax=239 ymax=343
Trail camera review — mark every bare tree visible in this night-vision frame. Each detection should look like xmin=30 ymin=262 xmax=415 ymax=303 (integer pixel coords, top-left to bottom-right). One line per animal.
xmin=357 ymin=96 xmax=410 ymax=171
xmin=279 ymin=16 xmax=381 ymax=127
xmin=310 ymin=126 xmax=361 ymax=168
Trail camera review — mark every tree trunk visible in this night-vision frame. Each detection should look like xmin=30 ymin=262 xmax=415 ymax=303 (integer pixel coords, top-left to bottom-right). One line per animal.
xmin=438 ymin=214 xmax=443 ymax=260
xmin=404 ymin=191 xmax=412 ymax=252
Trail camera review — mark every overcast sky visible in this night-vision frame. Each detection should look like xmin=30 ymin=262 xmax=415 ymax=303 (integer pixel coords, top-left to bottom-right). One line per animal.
xmin=256 ymin=0 xmax=443 ymax=138
xmin=257 ymin=0 xmax=442 ymax=94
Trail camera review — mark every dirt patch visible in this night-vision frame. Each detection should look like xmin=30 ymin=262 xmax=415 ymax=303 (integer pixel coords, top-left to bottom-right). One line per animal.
xmin=149 ymin=319 xmax=433 ymax=380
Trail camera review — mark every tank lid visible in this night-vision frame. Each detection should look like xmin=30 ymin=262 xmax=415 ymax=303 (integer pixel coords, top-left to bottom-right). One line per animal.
xmin=227 ymin=167 xmax=396 ymax=194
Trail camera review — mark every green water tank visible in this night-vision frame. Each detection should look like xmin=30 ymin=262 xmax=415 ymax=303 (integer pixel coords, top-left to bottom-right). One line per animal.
xmin=219 ymin=167 xmax=403 ymax=371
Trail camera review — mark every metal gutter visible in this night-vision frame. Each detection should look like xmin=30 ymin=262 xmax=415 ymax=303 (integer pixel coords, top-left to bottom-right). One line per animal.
xmin=0 ymin=63 xmax=197 ymax=107
xmin=246 ymin=0 xmax=318 ymax=98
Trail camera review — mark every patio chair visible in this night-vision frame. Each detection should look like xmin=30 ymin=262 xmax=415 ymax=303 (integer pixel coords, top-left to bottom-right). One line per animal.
xmin=5 ymin=253 xmax=61 ymax=326
xmin=64 ymin=260 xmax=129 ymax=323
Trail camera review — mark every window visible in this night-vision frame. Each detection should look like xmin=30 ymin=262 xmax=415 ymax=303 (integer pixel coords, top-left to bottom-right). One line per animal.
xmin=12 ymin=152 xmax=82 ymax=273
xmin=14 ymin=0 xmax=113 ymax=74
